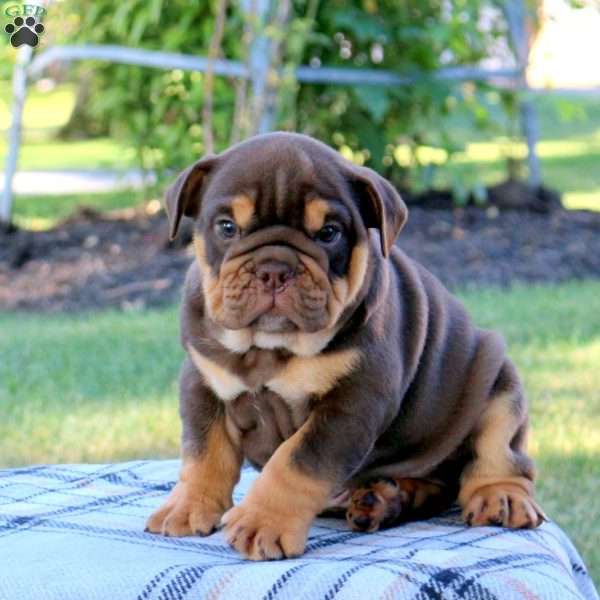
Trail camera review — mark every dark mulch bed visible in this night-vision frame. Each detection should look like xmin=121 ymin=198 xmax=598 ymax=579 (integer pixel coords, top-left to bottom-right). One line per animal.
xmin=1 ymin=197 xmax=600 ymax=312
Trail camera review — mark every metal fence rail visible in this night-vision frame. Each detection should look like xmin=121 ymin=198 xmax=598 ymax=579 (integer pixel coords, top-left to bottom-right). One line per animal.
xmin=28 ymin=45 xmax=525 ymax=86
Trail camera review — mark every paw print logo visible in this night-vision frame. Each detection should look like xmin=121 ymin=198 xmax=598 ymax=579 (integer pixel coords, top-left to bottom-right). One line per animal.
xmin=5 ymin=16 xmax=45 ymax=48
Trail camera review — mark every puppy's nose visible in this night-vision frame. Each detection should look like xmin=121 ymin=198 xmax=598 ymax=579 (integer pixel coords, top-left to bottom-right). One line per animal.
xmin=256 ymin=261 xmax=295 ymax=292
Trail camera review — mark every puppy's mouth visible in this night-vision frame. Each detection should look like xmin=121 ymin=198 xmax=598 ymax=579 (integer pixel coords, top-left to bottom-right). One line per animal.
xmin=249 ymin=288 xmax=300 ymax=333
xmin=252 ymin=310 xmax=298 ymax=333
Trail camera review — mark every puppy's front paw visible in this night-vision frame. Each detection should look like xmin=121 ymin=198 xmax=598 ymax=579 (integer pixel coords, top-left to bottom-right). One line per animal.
xmin=222 ymin=500 xmax=310 ymax=560
xmin=462 ymin=483 xmax=546 ymax=529
xmin=146 ymin=482 xmax=228 ymax=537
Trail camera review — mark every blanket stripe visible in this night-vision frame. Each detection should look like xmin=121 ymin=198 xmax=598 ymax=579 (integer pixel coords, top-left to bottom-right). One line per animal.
xmin=0 ymin=460 xmax=597 ymax=600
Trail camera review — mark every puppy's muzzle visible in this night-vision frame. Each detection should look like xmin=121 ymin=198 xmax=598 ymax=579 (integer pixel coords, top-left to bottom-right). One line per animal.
xmin=216 ymin=226 xmax=333 ymax=333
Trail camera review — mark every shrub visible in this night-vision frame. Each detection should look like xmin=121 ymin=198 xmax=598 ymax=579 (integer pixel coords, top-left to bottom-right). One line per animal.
xmin=52 ymin=0 xmax=517 ymax=190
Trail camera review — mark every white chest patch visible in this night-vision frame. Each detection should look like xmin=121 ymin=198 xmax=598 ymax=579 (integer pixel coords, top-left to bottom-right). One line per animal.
xmin=188 ymin=344 xmax=361 ymax=408
xmin=188 ymin=345 xmax=249 ymax=401
xmin=218 ymin=327 xmax=340 ymax=357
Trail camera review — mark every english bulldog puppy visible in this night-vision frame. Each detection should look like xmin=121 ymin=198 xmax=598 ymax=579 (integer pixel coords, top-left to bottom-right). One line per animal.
xmin=146 ymin=132 xmax=544 ymax=560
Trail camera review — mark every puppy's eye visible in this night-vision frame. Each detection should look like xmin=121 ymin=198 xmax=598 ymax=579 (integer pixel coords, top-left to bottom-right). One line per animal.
xmin=215 ymin=218 xmax=238 ymax=239
xmin=315 ymin=223 xmax=342 ymax=244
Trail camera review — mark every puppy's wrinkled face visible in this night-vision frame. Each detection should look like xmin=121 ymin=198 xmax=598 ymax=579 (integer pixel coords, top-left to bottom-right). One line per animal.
xmin=195 ymin=154 xmax=366 ymax=334
xmin=196 ymin=195 xmax=359 ymax=333
xmin=166 ymin=133 xmax=407 ymax=336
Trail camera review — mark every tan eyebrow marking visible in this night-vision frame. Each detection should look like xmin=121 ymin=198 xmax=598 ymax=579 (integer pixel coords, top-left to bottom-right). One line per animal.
xmin=231 ymin=194 xmax=255 ymax=229
xmin=304 ymin=198 xmax=330 ymax=233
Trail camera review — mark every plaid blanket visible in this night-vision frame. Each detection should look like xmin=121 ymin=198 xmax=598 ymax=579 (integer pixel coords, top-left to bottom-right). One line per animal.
xmin=0 ymin=460 xmax=597 ymax=600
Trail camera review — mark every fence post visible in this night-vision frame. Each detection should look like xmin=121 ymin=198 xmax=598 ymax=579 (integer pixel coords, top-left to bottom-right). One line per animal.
xmin=242 ymin=0 xmax=291 ymax=135
xmin=241 ymin=0 xmax=273 ymax=135
xmin=1 ymin=45 xmax=33 ymax=227
xmin=520 ymin=99 xmax=541 ymax=187
xmin=504 ymin=0 xmax=541 ymax=188
xmin=258 ymin=0 xmax=290 ymax=134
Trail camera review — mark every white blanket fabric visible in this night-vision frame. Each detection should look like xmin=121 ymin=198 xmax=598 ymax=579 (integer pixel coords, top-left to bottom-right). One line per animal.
xmin=0 ymin=460 xmax=597 ymax=600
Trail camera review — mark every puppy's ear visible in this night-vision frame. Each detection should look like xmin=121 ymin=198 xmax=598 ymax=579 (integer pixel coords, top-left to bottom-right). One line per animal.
xmin=165 ymin=156 xmax=216 ymax=240
xmin=346 ymin=165 xmax=408 ymax=257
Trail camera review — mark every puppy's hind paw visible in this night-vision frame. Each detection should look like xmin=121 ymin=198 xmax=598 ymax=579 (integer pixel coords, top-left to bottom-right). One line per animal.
xmin=346 ymin=478 xmax=406 ymax=533
xmin=462 ymin=483 xmax=546 ymax=529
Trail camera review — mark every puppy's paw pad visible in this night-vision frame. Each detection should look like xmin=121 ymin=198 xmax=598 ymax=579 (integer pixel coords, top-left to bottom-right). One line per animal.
xmin=462 ymin=484 xmax=545 ymax=529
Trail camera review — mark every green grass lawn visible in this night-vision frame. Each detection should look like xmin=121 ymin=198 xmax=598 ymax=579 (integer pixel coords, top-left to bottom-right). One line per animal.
xmin=1 ymin=281 xmax=599 ymax=583
xmin=12 ymin=189 xmax=158 ymax=230
xmin=0 ymin=84 xmax=132 ymax=170
xmin=445 ymin=94 xmax=600 ymax=211
xmin=0 ymin=84 xmax=152 ymax=229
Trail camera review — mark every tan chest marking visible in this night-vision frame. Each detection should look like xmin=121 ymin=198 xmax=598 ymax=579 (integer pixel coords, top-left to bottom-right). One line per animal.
xmin=188 ymin=343 xmax=360 ymax=409
xmin=266 ymin=349 xmax=361 ymax=403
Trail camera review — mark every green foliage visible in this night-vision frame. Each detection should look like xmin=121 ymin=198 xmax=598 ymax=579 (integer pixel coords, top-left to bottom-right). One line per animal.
xmin=54 ymin=0 xmax=246 ymax=173
xmin=295 ymin=0 xmax=512 ymax=190
xmin=48 ymin=0 xmax=518 ymax=191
